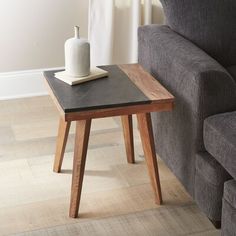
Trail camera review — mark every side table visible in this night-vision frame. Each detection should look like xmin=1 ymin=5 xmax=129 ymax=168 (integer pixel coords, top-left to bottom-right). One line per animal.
xmin=44 ymin=64 xmax=174 ymax=218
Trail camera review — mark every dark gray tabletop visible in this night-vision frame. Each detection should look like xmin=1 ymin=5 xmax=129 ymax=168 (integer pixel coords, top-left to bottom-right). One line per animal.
xmin=44 ymin=65 xmax=151 ymax=113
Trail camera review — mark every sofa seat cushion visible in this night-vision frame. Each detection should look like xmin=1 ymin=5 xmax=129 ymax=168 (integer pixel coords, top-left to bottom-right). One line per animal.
xmin=196 ymin=152 xmax=231 ymax=186
xmin=160 ymin=0 xmax=236 ymax=67
xmin=195 ymin=152 xmax=232 ymax=221
xmin=227 ymin=65 xmax=236 ymax=83
xmin=222 ymin=180 xmax=236 ymax=236
xmin=204 ymin=112 xmax=236 ymax=179
xmin=224 ymin=180 xmax=236 ymax=208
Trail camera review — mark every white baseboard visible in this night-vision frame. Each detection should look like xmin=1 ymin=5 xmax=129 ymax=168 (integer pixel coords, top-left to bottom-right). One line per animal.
xmin=0 ymin=67 xmax=63 ymax=100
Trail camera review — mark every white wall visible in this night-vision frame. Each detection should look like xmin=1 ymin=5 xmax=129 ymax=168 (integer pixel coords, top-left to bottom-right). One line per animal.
xmin=0 ymin=0 xmax=163 ymax=73
xmin=0 ymin=0 xmax=163 ymax=99
xmin=0 ymin=0 xmax=88 ymax=73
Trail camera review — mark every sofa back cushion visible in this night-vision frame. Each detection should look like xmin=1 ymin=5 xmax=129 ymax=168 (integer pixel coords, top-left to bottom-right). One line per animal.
xmin=160 ymin=0 xmax=236 ymax=67
xmin=227 ymin=65 xmax=236 ymax=83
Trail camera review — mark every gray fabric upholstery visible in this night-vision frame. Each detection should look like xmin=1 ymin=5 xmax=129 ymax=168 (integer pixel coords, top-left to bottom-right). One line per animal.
xmin=138 ymin=24 xmax=236 ymax=198
xmin=227 ymin=65 xmax=236 ymax=83
xmin=160 ymin=0 xmax=236 ymax=67
xmin=222 ymin=199 xmax=236 ymax=236
xmin=224 ymin=179 xmax=236 ymax=209
xmin=204 ymin=112 xmax=236 ymax=179
xmin=196 ymin=152 xmax=232 ymax=186
xmin=139 ymin=1 xmax=236 ymax=229
xmin=222 ymin=180 xmax=236 ymax=236
xmin=195 ymin=152 xmax=232 ymax=221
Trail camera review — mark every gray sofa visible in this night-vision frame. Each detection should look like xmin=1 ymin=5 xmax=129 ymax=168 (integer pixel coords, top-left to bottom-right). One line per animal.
xmin=203 ymin=112 xmax=236 ymax=234
xmin=138 ymin=0 xmax=236 ymax=234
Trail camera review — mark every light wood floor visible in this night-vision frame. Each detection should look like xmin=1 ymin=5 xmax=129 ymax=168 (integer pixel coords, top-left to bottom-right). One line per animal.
xmin=0 ymin=96 xmax=220 ymax=236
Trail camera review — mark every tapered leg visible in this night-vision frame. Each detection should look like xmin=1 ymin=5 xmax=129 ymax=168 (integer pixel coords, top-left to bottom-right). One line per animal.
xmin=69 ymin=119 xmax=92 ymax=218
xmin=53 ymin=117 xmax=71 ymax=173
xmin=121 ymin=115 xmax=135 ymax=164
xmin=136 ymin=113 xmax=162 ymax=205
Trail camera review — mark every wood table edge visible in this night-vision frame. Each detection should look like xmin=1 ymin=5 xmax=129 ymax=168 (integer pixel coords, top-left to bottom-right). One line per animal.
xmin=119 ymin=64 xmax=174 ymax=102
xmin=64 ymin=102 xmax=174 ymax=121
xmin=44 ymin=64 xmax=175 ymax=122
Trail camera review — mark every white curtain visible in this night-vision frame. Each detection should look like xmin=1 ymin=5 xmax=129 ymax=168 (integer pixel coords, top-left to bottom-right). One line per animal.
xmin=88 ymin=0 xmax=152 ymax=66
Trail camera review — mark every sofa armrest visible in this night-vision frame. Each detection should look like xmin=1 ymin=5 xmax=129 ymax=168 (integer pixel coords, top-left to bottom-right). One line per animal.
xmin=138 ymin=24 xmax=236 ymax=151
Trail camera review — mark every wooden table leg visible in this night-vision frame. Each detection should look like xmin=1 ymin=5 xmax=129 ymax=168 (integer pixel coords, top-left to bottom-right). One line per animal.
xmin=136 ymin=113 xmax=162 ymax=205
xmin=53 ymin=117 xmax=71 ymax=173
xmin=121 ymin=115 xmax=135 ymax=164
xmin=69 ymin=119 xmax=92 ymax=218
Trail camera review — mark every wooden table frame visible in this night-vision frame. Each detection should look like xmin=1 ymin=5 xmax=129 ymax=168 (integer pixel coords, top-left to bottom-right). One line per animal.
xmin=54 ymin=113 xmax=165 ymax=218
xmin=46 ymin=64 xmax=174 ymax=218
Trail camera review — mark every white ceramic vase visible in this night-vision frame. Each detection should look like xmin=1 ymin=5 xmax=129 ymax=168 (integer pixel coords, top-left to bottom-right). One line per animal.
xmin=65 ymin=26 xmax=90 ymax=77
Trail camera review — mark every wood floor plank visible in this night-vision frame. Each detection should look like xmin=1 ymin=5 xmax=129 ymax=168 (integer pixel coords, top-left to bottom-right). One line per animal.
xmin=12 ymin=206 xmax=216 ymax=236
xmin=190 ymin=230 xmax=220 ymax=236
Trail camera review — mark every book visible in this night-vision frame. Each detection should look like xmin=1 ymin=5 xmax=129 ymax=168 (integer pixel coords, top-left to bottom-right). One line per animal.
xmin=54 ymin=67 xmax=108 ymax=86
